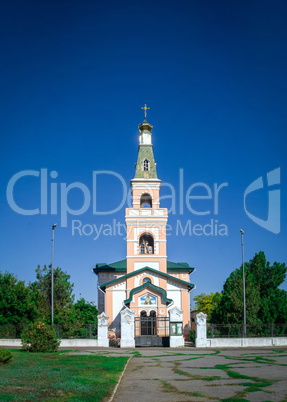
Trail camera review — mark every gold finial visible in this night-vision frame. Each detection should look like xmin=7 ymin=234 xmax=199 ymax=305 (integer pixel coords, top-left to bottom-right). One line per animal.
xmin=141 ymin=104 xmax=150 ymax=120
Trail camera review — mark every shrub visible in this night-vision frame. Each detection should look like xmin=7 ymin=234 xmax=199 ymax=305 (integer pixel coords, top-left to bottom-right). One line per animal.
xmin=189 ymin=328 xmax=196 ymax=344
xmin=21 ymin=322 xmax=60 ymax=352
xmin=0 ymin=348 xmax=12 ymax=364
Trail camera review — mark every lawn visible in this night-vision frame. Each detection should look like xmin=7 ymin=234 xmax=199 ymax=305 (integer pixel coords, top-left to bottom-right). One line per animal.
xmin=0 ymin=350 xmax=129 ymax=401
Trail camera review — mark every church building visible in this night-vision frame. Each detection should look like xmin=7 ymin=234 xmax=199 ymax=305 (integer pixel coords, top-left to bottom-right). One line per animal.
xmin=93 ymin=106 xmax=195 ymax=346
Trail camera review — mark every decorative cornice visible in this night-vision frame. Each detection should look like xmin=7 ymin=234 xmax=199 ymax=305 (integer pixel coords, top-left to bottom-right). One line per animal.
xmin=124 ymin=282 xmax=173 ymax=306
xmin=98 ymin=266 xmax=195 ymax=292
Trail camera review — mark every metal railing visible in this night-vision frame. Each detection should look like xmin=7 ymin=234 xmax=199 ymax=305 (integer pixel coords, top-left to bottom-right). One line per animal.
xmin=207 ymin=323 xmax=287 ymax=338
xmin=54 ymin=324 xmax=98 ymax=339
xmin=0 ymin=323 xmax=98 ymax=339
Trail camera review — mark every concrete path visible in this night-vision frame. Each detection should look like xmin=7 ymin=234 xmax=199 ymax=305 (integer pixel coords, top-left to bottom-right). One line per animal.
xmin=90 ymin=347 xmax=287 ymax=402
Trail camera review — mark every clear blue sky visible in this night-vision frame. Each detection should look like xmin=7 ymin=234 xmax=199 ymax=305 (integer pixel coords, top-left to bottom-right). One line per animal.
xmin=1 ymin=0 xmax=286 ymax=306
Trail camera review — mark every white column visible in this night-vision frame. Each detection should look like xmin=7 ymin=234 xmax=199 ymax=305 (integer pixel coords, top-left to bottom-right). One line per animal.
xmin=195 ymin=312 xmax=208 ymax=347
xmin=169 ymin=306 xmax=185 ymax=347
xmin=120 ymin=307 xmax=135 ymax=348
xmin=97 ymin=312 xmax=109 ymax=347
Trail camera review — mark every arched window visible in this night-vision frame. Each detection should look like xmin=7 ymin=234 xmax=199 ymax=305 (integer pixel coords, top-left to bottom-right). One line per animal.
xmin=139 ymin=234 xmax=154 ymax=254
xmin=142 ymin=159 xmax=150 ymax=171
xmin=140 ymin=193 xmax=152 ymax=208
xmin=143 ymin=277 xmax=151 ymax=284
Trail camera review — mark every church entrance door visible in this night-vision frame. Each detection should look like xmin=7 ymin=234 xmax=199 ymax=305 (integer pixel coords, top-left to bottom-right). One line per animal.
xmin=135 ymin=311 xmax=169 ymax=347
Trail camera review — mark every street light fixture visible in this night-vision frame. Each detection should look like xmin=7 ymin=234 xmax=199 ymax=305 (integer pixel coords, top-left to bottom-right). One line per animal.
xmin=239 ymin=229 xmax=246 ymax=338
xmin=51 ymin=224 xmax=57 ymax=325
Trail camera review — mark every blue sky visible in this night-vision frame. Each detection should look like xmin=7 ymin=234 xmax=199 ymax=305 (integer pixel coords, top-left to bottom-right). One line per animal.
xmin=1 ymin=0 xmax=286 ymax=306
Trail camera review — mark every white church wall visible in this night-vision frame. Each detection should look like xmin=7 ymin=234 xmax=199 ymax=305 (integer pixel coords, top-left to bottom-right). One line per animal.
xmin=167 ymin=281 xmax=181 ymax=290
xmin=134 ymin=271 xmax=160 ymax=287
xmin=113 ymin=282 xmax=126 ymax=290
xmin=167 ymin=290 xmax=181 ymax=309
xmin=113 ymin=289 xmax=126 ymax=325
xmin=134 ymin=262 xmax=159 ymax=271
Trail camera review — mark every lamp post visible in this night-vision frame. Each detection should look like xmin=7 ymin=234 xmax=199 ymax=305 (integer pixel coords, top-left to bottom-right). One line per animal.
xmin=239 ymin=229 xmax=246 ymax=338
xmin=51 ymin=224 xmax=57 ymax=325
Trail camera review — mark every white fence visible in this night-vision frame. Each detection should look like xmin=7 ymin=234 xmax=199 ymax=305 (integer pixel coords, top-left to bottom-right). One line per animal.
xmin=195 ymin=312 xmax=287 ymax=348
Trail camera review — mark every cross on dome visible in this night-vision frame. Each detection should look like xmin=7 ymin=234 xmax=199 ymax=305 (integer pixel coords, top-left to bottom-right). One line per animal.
xmin=141 ymin=104 xmax=150 ymax=120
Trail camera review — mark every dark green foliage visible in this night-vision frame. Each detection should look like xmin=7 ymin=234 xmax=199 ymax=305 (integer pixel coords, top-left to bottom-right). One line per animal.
xmin=0 ymin=348 xmax=12 ymax=364
xmin=0 ymin=267 xmax=99 ymax=340
xmin=0 ymin=323 xmax=16 ymax=338
xmin=211 ymin=252 xmax=287 ymax=328
xmin=29 ymin=265 xmax=76 ymax=335
xmin=0 ymin=272 xmax=37 ymax=331
xmin=21 ymin=321 xmax=60 ymax=352
xmin=69 ymin=298 xmax=99 ymax=338
xmin=74 ymin=298 xmax=99 ymax=326
xmin=189 ymin=328 xmax=196 ymax=343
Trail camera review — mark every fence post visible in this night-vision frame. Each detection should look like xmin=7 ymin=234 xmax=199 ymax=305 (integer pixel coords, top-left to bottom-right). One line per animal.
xmin=169 ymin=306 xmax=184 ymax=347
xmin=271 ymin=323 xmax=274 ymax=337
xmin=120 ymin=307 xmax=135 ymax=348
xmin=97 ymin=312 xmax=109 ymax=347
xmin=195 ymin=312 xmax=208 ymax=347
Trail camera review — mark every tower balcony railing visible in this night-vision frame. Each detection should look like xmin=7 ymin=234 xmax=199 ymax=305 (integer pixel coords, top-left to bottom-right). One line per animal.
xmin=126 ymin=208 xmax=168 ymax=217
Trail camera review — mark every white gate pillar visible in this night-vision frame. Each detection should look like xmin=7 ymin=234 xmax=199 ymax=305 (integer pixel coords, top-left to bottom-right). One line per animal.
xmin=195 ymin=312 xmax=208 ymax=347
xmin=97 ymin=312 xmax=109 ymax=347
xmin=120 ymin=307 xmax=135 ymax=348
xmin=169 ymin=306 xmax=185 ymax=347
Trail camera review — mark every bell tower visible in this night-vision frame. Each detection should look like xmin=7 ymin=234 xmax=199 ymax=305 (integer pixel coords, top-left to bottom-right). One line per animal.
xmin=94 ymin=106 xmax=195 ymax=343
xmin=125 ymin=106 xmax=168 ymax=277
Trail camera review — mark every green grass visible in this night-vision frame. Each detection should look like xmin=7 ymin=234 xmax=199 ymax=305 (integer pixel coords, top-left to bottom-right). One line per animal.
xmin=0 ymin=350 xmax=129 ymax=401
xmin=158 ymin=379 xmax=216 ymax=400
xmin=129 ymin=350 xmax=142 ymax=358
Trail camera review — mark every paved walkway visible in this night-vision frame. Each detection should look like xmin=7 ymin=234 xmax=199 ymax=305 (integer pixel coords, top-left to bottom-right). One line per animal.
xmin=86 ymin=347 xmax=287 ymax=402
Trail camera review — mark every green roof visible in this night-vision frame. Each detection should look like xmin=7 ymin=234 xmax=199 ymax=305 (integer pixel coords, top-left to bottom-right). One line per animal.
xmin=134 ymin=145 xmax=157 ymax=179
xmin=124 ymin=282 xmax=172 ymax=306
xmin=93 ymin=260 xmax=127 ymax=274
xmin=93 ymin=260 xmax=195 ymax=274
xmin=98 ymin=266 xmax=194 ymax=292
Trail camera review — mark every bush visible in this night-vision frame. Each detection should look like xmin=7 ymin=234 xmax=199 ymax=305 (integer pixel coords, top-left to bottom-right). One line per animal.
xmin=0 ymin=348 xmax=12 ymax=364
xmin=21 ymin=322 xmax=60 ymax=352
xmin=189 ymin=328 xmax=196 ymax=344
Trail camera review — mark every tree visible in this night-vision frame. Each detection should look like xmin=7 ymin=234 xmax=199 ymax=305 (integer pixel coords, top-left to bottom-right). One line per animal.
xmin=0 ymin=272 xmax=37 ymax=334
xmin=74 ymin=298 xmax=99 ymax=326
xmin=211 ymin=252 xmax=287 ymax=327
xmin=193 ymin=292 xmax=222 ymax=321
xmin=0 ymin=272 xmax=38 ymax=337
xmin=30 ymin=265 xmax=76 ymax=335
xmin=248 ymin=252 xmax=287 ymax=324
xmin=211 ymin=265 xmax=261 ymax=325
xmin=73 ymin=298 xmax=99 ymax=338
